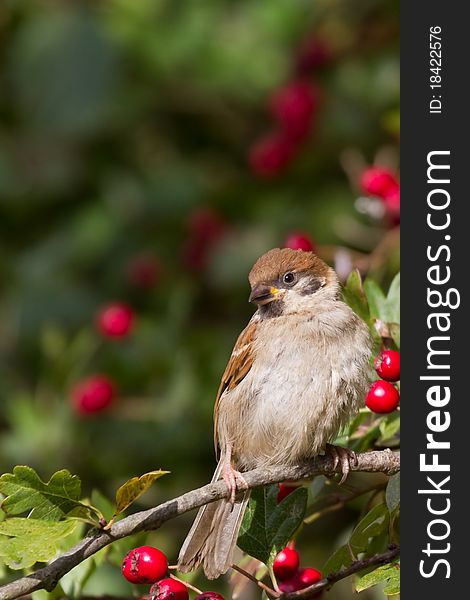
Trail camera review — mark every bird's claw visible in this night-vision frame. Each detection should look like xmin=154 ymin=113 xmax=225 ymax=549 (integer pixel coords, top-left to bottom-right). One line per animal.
xmin=222 ymin=464 xmax=249 ymax=506
xmin=326 ymin=444 xmax=357 ymax=485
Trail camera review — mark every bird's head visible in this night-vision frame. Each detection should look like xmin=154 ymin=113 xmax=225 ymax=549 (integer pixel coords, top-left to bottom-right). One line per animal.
xmin=248 ymin=248 xmax=339 ymax=316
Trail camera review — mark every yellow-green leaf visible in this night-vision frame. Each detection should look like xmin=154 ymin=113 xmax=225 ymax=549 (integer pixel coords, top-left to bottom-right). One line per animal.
xmin=113 ymin=470 xmax=170 ymax=519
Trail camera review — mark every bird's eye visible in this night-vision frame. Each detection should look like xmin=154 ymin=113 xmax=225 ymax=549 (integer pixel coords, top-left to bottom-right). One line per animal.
xmin=282 ymin=272 xmax=296 ymax=285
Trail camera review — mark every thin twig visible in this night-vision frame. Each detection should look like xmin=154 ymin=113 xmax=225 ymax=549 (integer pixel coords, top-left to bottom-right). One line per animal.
xmin=282 ymin=546 xmax=400 ymax=599
xmin=169 ymin=574 xmax=202 ymax=595
xmin=231 ymin=564 xmax=279 ymax=598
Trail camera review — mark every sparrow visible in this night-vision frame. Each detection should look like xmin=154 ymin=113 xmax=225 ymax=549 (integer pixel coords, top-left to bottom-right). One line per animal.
xmin=178 ymin=248 xmax=372 ymax=579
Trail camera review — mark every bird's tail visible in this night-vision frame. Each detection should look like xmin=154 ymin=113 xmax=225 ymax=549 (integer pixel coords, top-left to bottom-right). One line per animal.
xmin=177 ymin=460 xmax=250 ymax=580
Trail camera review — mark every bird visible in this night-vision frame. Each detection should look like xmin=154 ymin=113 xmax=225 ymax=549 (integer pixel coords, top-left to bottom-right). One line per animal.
xmin=177 ymin=247 xmax=372 ymax=579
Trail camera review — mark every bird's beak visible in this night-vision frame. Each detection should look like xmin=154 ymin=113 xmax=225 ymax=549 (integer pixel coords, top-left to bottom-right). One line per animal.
xmin=249 ymin=284 xmax=280 ymax=305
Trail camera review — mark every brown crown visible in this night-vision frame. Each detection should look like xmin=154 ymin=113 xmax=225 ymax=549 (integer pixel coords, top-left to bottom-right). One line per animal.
xmin=248 ymin=248 xmax=331 ymax=286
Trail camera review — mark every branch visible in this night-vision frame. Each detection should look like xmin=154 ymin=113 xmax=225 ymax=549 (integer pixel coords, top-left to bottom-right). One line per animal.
xmin=282 ymin=545 xmax=400 ymax=599
xmin=0 ymin=450 xmax=399 ymax=600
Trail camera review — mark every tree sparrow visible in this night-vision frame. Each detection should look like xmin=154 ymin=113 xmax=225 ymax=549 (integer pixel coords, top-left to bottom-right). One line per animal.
xmin=178 ymin=248 xmax=372 ymax=579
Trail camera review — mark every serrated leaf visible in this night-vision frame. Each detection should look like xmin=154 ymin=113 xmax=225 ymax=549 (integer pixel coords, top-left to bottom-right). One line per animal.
xmin=342 ymin=270 xmax=370 ymax=324
xmin=112 ymin=470 xmax=170 ymax=520
xmin=349 ymin=503 xmax=389 ymax=550
xmin=0 ymin=517 xmax=76 ymax=569
xmin=356 ymin=561 xmax=400 ymax=594
xmin=238 ymin=485 xmax=307 ymax=567
xmin=0 ymin=466 xmax=89 ymax=521
xmin=386 ymin=473 xmax=400 ymax=513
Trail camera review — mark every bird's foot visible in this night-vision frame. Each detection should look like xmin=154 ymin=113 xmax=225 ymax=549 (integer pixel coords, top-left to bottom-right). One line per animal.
xmin=222 ymin=463 xmax=249 ymax=505
xmin=325 ymin=444 xmax=358 ymax=485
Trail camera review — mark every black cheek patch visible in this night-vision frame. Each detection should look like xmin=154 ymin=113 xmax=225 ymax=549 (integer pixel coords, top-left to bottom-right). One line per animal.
xmin=259 ymin=300 xmax=285 ymax=318
xmin=300 ymin=278 xmax=322 ymax=295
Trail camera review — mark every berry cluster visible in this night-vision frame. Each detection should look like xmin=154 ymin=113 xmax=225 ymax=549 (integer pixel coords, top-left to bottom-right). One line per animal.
xmin=360 ymin=166 xmax=400 ymax=222
xmin=365 ymin=350 xmax=400 ymax=413
xmin=273 ymin=545 xmax=322 ymax=594
xmin=249 ymin=36 xmax=329 ymax=178
xmin=122 ymin=546 xmax=224 ymax=600
xmin=71 ymin=302 xmax=136 ymax=415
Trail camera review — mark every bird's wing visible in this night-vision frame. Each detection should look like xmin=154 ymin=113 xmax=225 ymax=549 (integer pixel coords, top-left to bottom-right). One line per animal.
xmin=213 ymin=317 xmax=258 ymax=457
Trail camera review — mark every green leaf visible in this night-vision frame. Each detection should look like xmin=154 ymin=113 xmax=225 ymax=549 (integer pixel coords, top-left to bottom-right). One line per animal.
xmin=0 ymin=517 xmax=76 ymax=569
xmin=238 ymin=485 xmax=307 ymax=567
xmin=389 ymin=323 xmax=400 ymax=349
xmin=364 ymin=275 xmax=400 ymax=338
xmin=323 ymin=544 xmax=355 ymax=574
xmin=378 ymin=413 xmax=401 ymax=444
xmin=386 ymin=473 xmax=400 ymax=513
xmin=342 ymin=270 xmax=370 ymax=324
xmin=356 ymin=561 xmax=400 ymax=594
xmin=91 ymin=489 xmax=115 ymax=522
xmin=323 ymin=505 xmax=390 ymax=577
xmin=349 ymin=503 xmax=389 ymax=550
xmin=349 ymin=415 xmax=381 ymax=453
xmin=60 ymin=553 xmax=99 ymax=598
xmin=364 ymin=279 xmax=387 ymax=321
xmin=0 ymin=466 xmax=89 ymax=521
xmin=386 ymin=273 xmax=400 ymax=325
xmin=32 ymin=585 xmax=66 ymax=600
xmin=112 ymin=470 xmax=170 ymax=520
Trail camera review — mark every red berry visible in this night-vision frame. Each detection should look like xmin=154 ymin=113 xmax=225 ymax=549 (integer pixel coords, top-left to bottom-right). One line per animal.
xmin=269 ymin=80 xmax=318 ymax=140
xmin=298 ymin=567 xmax=322 ymax=587
xmin=279 ymin=567 xmax=322 ymax=594
xmin=195 ymin=594 xmax=225 ymax=600
xmin=360 ymin=167 xmax=399 ymax=199
xmin=276 ymin=483 xmax=298 ymax=503
xmin=97 ymin=303 xmax=134 ymax=338
xmin=274 ymin=546 xmax=300 ymax=581
xmin=383 ymin=184 xmax=401 ymax=217
xmin=71 ymin=375 xmax=116 ymax=414
xmin=150 ymin=578 xmax=188 ymax=600
xmin=122 ymin=546 xmax=168 ymax=585
xmin=365 ymin=380 xmax=400 ymax=414
xmin=374 ymin=350 xmax=401 ymax=382
xmin=249 ymin=132 xmax=295 ymax=178
xmin=127 ymin=253 xmax=161 ymax=288
xmin=284 ymin=232 xmax=315 ymax=252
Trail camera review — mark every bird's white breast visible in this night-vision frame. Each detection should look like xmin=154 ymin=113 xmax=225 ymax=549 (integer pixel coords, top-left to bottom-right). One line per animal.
xmin=216 ymin=303 xmax=371 ymax=470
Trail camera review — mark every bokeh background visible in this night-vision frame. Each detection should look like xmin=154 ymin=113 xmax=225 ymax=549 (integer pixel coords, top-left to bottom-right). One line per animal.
xmin=0 ymin=1 xmax=399 ymax=598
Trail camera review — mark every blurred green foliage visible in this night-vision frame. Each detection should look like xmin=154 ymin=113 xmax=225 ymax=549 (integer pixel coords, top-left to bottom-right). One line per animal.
xmin=0 ymin=0 xmax=399 ymax=597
